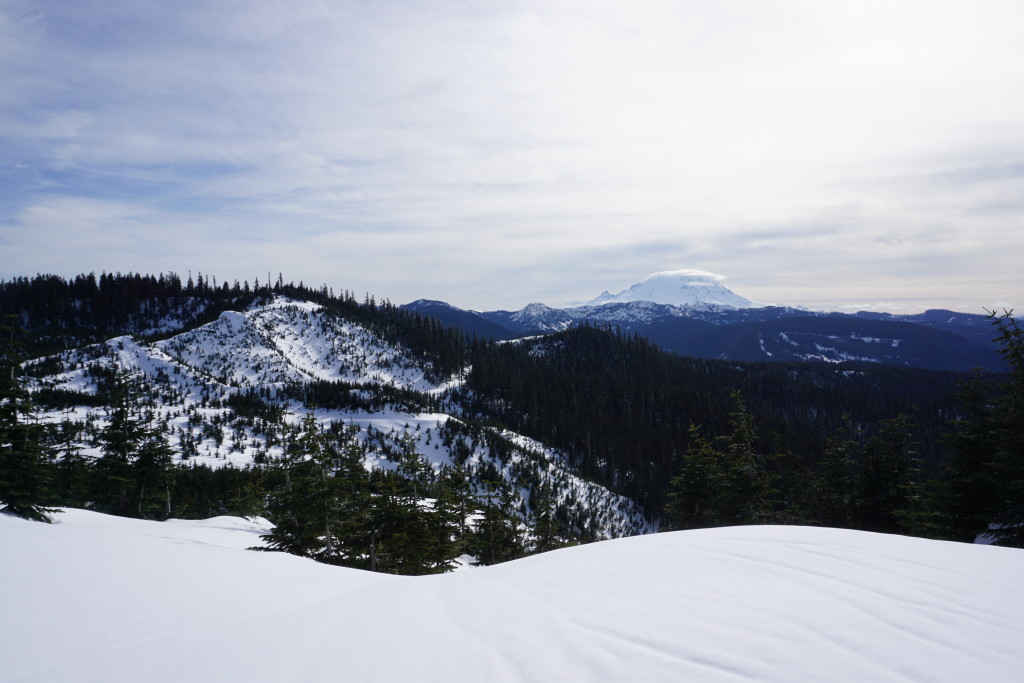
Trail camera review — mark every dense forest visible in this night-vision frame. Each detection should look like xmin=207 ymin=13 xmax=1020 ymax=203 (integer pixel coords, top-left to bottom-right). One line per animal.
xmin=463 ymin=325 xmax=969 ymax=508
xmin=1 ymin=272 xmax=1022 ymax=575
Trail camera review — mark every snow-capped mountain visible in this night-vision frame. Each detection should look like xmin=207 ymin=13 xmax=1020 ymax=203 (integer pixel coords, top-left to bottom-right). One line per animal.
xmin=581 ymin=269 xmax=764 ymax=309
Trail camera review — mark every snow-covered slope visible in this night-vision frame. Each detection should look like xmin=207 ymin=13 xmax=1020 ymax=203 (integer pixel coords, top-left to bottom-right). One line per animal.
xmin=3 ymin=509 xmax=1023 ymax=682
xmin=479 ymin=301 xmax=577 ymax=334
xmin=583 ymin=269 xmax=763 ymax=308
xmin=28 ymin=296 xmax=648 ymax=540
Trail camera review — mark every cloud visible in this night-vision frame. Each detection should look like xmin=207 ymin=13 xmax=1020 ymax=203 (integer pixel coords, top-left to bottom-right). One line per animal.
xmin=1 ymin=0 xmax=1023 ymax=312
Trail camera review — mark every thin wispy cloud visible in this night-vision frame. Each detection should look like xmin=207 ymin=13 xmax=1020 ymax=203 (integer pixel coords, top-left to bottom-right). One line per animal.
xmin=1 ymin=0 xmax=1022 ymax=312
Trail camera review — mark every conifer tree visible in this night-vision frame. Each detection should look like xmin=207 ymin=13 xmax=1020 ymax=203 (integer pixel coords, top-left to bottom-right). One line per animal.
xmin=983 ymin=311 xmax=1024 ymax=546
xmin=817 ymin=417 xmax=864 ymax=529
xmin=0 ymin=319 xmax=54 ymax=522
xmin=860 ymin=413 xmax=922 ymax=533
xmin=426 ymin=464 xmax=471 ymax=571
xmin=263 ymin=414 xmax=342 ymax=560
xmin=720 ymin=391 xmax=773 ymax=523
xmin=366 ymin=436 xmax=435 ymax=574
xmin=933 ymin=373 xmax=999 ymax=541
xmin=94 ymin=370 xmax=174 ymax=518
xmin=530 ymin=481 xmax=566 ymax=553
xmin=133 ymin=428 xmax=175 ymax=519
xmin=468 ymin=481 xmax=523 ymax=565
xmin=52 ymin=415 xmax=90 ymax=509
xmin=663 ymin=425 xmax=726 ymax=529
xmin=663 ymin=392 xmax=773 ymax=529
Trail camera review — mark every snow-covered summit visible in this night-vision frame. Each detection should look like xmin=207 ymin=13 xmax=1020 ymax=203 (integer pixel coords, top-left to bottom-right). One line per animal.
xmin=581 ymin=269 xmax=763 ymax=309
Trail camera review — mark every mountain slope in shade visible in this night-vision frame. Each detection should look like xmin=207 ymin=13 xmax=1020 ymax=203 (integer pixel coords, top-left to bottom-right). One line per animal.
xmin=582 ymin=269 xmax=763 ymax=309
xmin=645 ymin=313 xmax=1005 ymax=371
xmin=3 ymin=509 xmax=1023 ymax=682
xmin=402 ymin=299 xmax=517 ymax=339
xmin=418 ymin=298 xmax=1006 ymax=372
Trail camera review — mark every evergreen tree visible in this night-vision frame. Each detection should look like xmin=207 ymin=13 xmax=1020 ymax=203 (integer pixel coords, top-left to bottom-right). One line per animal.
xmin=817 ymin=417 xmax=864 ymax=529
xmin=860 ymin=413 xmax=923 ymax=534
xmin=984 ymin=311 xmax=1024 ymax=546
xmin=933 ymin=373 xmax=999 ymax=541
xmin=93 ymin=371 xmax=173 ymax=517
xmin=133 ymin=429 xmax=175 ymax=519
xmin=663 ymin=392 xmax=773 ymax=529
xmin=366 ymin=436 xmax=435 ymax=574
xmin=719 ymin=391 xmax=774 ymax=523
xmin=0 ymin=319 xmax=54 ymax=522
xmin=262 ymin=414 xmax=344 ymax=561
xmin=530 ymin=480 xmax=567 ymax=553
xmin=663 ymin=425 xmax=725 ymax=529
xmin=467 ymin=481 xmax=523 ymax=565
xmin=426 ymin=464 xmax=471 ymax=571
xmin=51 ymin=415 xmax=91 ymax=509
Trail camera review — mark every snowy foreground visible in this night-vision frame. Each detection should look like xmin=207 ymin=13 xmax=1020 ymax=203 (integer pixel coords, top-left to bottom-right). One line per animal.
xmin=3 ymin=510 xmax=1024 ymax=682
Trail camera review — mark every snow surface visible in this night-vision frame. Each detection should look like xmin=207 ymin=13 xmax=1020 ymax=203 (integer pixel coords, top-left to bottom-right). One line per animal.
xmin=4 ymin=509 xmax=1023 ymax=682
xmin=582 ymin=270 xmax=763 ymax=309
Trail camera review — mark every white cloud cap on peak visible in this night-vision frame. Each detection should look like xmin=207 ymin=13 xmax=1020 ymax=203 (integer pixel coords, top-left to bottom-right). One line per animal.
xmin=647 ymin=269 xmax=729 ymax=282
xmin=584 ymin=269 xmax=763 ymax=309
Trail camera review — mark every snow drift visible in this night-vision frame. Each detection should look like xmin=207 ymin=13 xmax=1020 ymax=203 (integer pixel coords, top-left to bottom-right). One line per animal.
xmin=3 ymin=509 xmax=1023 ymax=682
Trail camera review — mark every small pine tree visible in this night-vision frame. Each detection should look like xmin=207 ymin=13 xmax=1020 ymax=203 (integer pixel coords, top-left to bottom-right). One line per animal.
xmin=0 ymin=319 xmax=55 ymax=522
xmin=262 ymin=414 xmax=342 ymax=560
xmin=530 ymin=481 xmax=567 ymax=553
xmin=52 ymin=416 xmax=91 ymax=509
xmin=984 ymin=311 xmax=1024 ymax=546
xmin=932 ymin=373 xmax=1000 ymax=541
xmin=860 ymin=413 xmax=923 ymax=534
xmin=93 ymin=370 xmax=174 ymax=518
xmin=426 ymin=464 xmax=471 ymax=571
xmin=663 ymin=392 xmax=773 ymax=530
xmin=664 ymin=425 xmax=722 ymax=529
xmin=467 ymin=481 xmax=523 ymax=565
xmin=817 ymin=416 xmax=864 ymax=529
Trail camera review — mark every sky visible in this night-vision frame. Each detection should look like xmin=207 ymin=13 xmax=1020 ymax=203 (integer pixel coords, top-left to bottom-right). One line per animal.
xmin=2 ymin=0 xmax=1023 ymax=313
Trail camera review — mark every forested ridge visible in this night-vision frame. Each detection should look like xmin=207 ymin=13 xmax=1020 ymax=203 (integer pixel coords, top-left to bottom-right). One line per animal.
xmin=463 ymin=325 xmax=969 ymax=513
xmin=1 ymin=272 xmax=467 ymax=378
xmin=2 ymin=272 xmax=1023 ymax=572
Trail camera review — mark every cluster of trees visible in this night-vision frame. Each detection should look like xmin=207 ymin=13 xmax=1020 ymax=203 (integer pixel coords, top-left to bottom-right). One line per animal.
xmin=938 ymin=312 xmax=1024 ymax=545
xmin=258 ymin=416 xmax=540 ymax=573
xmin=661 ymin=312 xmax=1024 ymax=544
xmin=463 ymin=323 xmax=964 ymax=513
xmin=661 ymin=396 xmax=930 ymax=534
xmin=0 ymin=318 xmax=54 ymax=522
xmin=0 ymin=351 xmax=180 ymax=522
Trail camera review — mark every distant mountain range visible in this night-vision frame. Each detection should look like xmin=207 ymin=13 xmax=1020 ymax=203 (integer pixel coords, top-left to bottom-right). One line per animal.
xmin=404 ymin=271 xmax=1006 ymax=372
